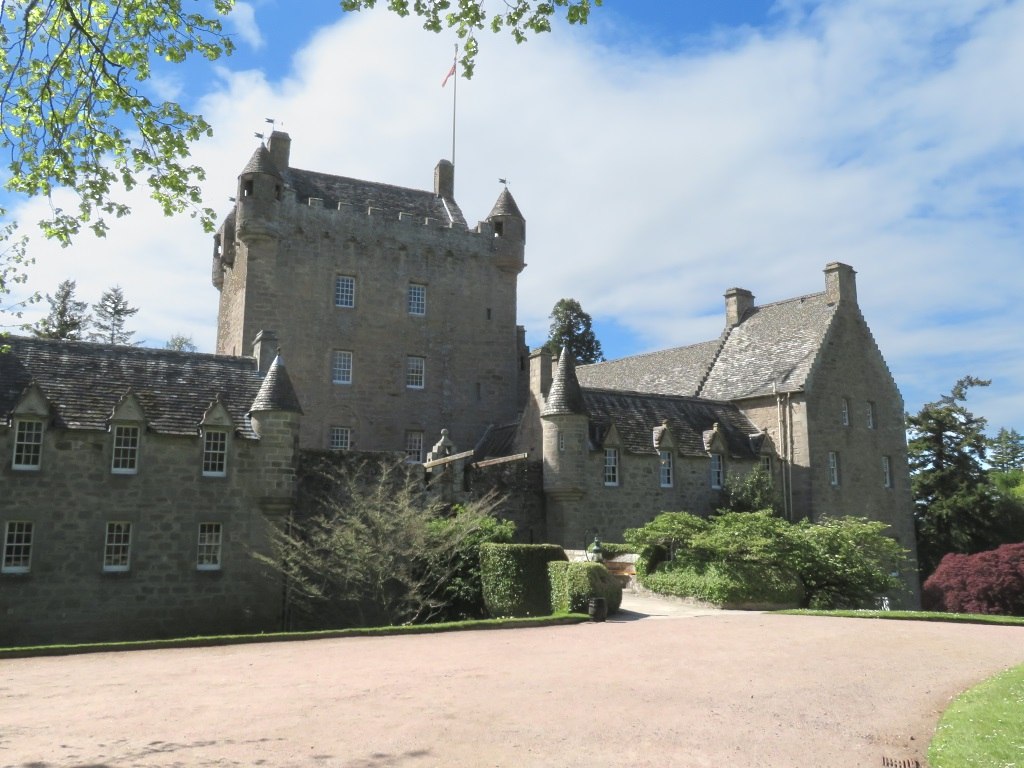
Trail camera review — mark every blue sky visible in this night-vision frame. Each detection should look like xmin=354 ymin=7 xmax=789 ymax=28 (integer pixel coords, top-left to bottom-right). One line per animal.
xmin=4 ymin=0 xmax=1024 ymax=433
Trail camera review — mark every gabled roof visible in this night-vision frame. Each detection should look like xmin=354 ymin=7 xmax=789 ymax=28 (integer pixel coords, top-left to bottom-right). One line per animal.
xmin=699 ymin=292 xmax=836 ymax=400
xmin=582 ymin=389 xmax=761 ymax=459
xmin=0 ymin=337 xmax=270 ymax=439
xmin=577 ymin=338 xmax=723 ymax=397
xmin=282 ymin=167 xmax=469 ymax=229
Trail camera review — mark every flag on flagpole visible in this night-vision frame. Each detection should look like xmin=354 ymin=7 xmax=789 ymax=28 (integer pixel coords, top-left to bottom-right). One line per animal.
xmin=441 ymin=60 xmax=456 ymax=87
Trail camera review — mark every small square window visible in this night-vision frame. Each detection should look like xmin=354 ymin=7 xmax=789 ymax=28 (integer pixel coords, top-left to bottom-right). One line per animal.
xmin=710 ymin=453 xmax=724 ymax=489
xmin=406 ymin=356 xmax=425 ymax=389
xmin=111 ymin=425 xmax=140 ymax=474
xmin=12 ymin=419 xmax=43 ymax=470
xmin=408 ymin=283 xmax=426 ymax=316
xmin=334 ymin=275 xmax=355 ymax=308
xmin=828 ymin=451 xmax=841 ymax=486
xmin=332 ymin=350 xmax=353 ymax=385
xmin=2 ymin=521 xmax=33 ymax=574
xmin=103 ymin=522 xmax=132 ymax=572
xmin=329 ymin=426 xmax=351 ymax=450
xmin=659 ymin=450 xmax=673 ymax=488
xmin=197 ymin=523 xmax=223 ymax=571
xmin=882 ymin=455 xmax=893 ymax=488
xmin=604 ymin=448 xmax=619 ymax=487
xmin=203 ymin=430 xmax=228 ymax=477
xmin=405 ymin=431 xmax=424 ymax=463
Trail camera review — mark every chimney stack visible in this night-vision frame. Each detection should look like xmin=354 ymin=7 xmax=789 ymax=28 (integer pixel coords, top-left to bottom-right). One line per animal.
xmin=251 ymin=329 xmax=279 ymax=373
xmin=824 ymin=262 xmax=857 ymax=306
xmin=434 ymin=159 xmax=454 ymax=199
xmin=267 ymin=131 xmax=291 ymax=172
xmin=725 ymin=287 xmax=755 ymax=327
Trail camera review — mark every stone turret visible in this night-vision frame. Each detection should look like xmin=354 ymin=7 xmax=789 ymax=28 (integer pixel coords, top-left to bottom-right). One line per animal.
xmin=235 ymin=143 xmax=283 ymax=243
xmin=541 ymin=349 xmax=587 ymax=499
xmin=248 ymin=354 xmax=302 ymax=509
xmin=487 ymin=187 xmax=526 ymax=274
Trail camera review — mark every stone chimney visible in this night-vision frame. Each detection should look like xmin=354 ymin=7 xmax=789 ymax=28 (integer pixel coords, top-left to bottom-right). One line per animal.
xmin=267 ymin=131 xmax=291 ymax=172
xmin=530 ymin=348 xmax=553 ymax=400
xmin=824 ymin=262 xmax=857 ymax=306
xmin=725 ymin=287 xmax=755 ymax=327
xmin=251 ymin=329 xmax=279 ymax=373
xmin=434 ymin=159 xmax=454 ymax=199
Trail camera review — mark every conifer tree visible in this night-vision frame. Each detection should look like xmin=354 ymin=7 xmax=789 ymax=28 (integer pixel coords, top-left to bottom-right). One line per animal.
xmin=90 ymin=286 xmax=140 ymax=346
xmin=544 ymin=298 xmax=605 ymax=364
xmin=989 ymin=427 xmax=1024 ymax=473
xmin=31 ymin=280 xmax=90 ymax=340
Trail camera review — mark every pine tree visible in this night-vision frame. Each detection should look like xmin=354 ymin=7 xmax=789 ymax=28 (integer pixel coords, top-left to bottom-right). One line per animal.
xmin=989 ymin=427 xmax=1024 ymax=472
xmin=90 ymin=286 xmax=140 ymax=345
xmin=543 ymin=298 xmax=605 ymax=364
xmin=31 ymin=279 xmax=90 ymax=340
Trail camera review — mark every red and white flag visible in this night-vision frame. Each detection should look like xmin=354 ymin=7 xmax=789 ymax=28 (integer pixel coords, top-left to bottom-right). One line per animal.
xmin=441 ymin=61 xmax=456 ymax=87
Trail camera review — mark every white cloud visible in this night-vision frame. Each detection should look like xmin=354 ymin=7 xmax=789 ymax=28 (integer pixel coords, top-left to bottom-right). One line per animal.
xmin=10 ymin=1 xmax=1024 ymax=430
xmin=226 ymin=2 xmax=265 ymax=50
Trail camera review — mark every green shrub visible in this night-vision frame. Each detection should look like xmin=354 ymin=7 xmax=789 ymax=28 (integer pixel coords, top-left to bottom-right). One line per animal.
xmin=549 ymin=561 xmax=623 ymax=614
xmin=624 ymin=511 xmax=708 ymax=574
xmin=589 ymin=541 xmax=635 ymax=559
xmin=480 ymin=543 xmax=567 ymax=617
xmin=643 ymin=561 xmax=803 ymax=606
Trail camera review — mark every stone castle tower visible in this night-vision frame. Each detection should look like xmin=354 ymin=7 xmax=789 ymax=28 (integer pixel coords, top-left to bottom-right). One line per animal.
xmin=213 ymin=131 xmax=528 ymax=455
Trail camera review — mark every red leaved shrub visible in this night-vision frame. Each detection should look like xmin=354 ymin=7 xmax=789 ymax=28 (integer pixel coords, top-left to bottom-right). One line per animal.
xmin=922 ymin=543 xmax=1024 ymax=616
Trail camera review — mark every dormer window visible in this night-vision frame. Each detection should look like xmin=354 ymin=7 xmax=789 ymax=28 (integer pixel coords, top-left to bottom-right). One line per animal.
xmin=111 ymin=425 xmax=140 ymax=475
xmin=604 ymin=448 xmax=619 ymax=487
xmin=659 ymin=450 xmax=673 ymax=488
xmin=202 ymin=429 xmax=228 ymax=477
xmin=12 ymin=419 xmax=44 ymax=471
xmin=710 ymin=453 xmax=724 ymax=489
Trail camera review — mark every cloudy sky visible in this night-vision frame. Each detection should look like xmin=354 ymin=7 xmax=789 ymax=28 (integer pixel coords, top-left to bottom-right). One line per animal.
xmin=4 ymin=0 xmax=1024 ymax=432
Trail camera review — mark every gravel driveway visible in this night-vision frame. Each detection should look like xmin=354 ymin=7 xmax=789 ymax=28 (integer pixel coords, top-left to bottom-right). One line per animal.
xmin=2 ymin=598 xmax=1022 ymax=768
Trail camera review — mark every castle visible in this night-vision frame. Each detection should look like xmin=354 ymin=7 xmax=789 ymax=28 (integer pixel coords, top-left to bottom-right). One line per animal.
xmin=0 ymin=132 xmax=918 ymax=644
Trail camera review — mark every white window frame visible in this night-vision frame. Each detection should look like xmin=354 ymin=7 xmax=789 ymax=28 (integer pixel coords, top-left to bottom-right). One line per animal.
xmin=882 ymin=455 xmax=892 ymax=488
xmin=202 ymin=429 xmax=228 ymax=477
xmin=710 ymin=453 xmax=724 ymax=489
xmin=406 ymin=356 xmax=426 ymax=389
xmin=329 ymin=426 xmax=352 ymax=450
xmin=841 ymin=398 xmax=850 ymax=427
xmin=867 ymin=401 xmax=876 ymax=429
xmin=828 ymin=451 xmax=840 ymax=487
xmin=408 ymin=283 xmax=426 ymax=316
xmin=332 ymin=350 xmax=353 ymax=385
xmin=103 ymin=521 xmax=132 ymax=572
xmin=2 ymin=521 xmax=33 ymax=574
xmin=659 ymin=450 xmax=673 ymax=488
xmin=334 ymin=274 xmax=355 ymax=308
xmin=759 ymin=455 xmax=772 ymax=473
xmin=405 ymin=430 xmax=424 ymax=463
xmin=197 ymin=522 xmax=223 ymax=571
xmin=12 ymin=418 xmax=43 ymax=471
xmin=111 ymin=424 xmax=140 ymax=475
xmin=604 ymin=448 xmax=619 ymax=487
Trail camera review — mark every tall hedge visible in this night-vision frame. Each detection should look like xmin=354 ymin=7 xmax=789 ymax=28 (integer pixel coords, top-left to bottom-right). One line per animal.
xmin=922 ymin=543 xmax=1024 ymax=616
xmin=480 ymin=543 xmax=567 ymax=617
xmin=548 ymin=561 xmax=623 ymax=614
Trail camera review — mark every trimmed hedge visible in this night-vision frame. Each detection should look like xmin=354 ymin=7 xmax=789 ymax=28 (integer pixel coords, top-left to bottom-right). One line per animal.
xmin=480 ymin=543 xmax=567 ymax=617
xmin=549 ymin=561 xmax=623 ymax=614
xmin=922 ymin=543 xmax=1024 ymax=616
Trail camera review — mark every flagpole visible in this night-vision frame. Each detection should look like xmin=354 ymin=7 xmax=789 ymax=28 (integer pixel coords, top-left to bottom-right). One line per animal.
xmin=451 ymin=44 xmax=458 ymax=167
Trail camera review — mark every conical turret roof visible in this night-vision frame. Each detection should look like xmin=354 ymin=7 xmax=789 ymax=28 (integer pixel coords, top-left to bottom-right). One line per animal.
xmin=241 ymin=144 xmax=282 ymax=179
xmin=487 ymin=187 xmax=524 ymax=220
xmin=250 ymin=356 xmax=302 ymax=414
xmin=542 ymin=349 xmax=586 ymax=416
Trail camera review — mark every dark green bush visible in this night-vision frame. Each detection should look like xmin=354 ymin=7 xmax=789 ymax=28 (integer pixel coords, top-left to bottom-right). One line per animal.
xmin=549 ymin=561 xmax=623 ymax=614
xmin=480 ymin=543 xmax=567 ymax=617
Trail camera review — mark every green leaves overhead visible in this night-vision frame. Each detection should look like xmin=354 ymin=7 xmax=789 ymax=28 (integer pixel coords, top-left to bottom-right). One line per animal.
xmin=0 ymin=0 xmax=235 ymax=244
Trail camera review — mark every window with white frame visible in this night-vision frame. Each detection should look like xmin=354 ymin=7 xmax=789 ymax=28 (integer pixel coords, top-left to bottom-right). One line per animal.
xmin=759 ymin=455 xmax=772 ymax=473
xmin=659 ymin=450 xmax=673 ymax=488
xmin=882 ymin=455 xmax=892 ymax=488
xmin=408 ymin=283 xmax=426 ymax=316
xmin=103 ymin=521 xmax=132 ymax=572
xmin=197 ymin=523 xmax=223 ymax=571
xmin=329 ymin=426 xmax=351 ymax=450
xmin=12 ymin=419 xmax=43 ymax=470
xmin=2 ymin=521 xmax=33 ymax=574
xmin=710 ymin=453 xmax=724 ymax=489
xmin=867 ymin=401 xmax=876 ymax=429
xmin=202 ymin=430 xmax=228 ymax=477
xmin=841 ymin=397 xmax=850 ymax=426
xmin=604 ymin=448 xmax=619 ymax=487
xmin=828 ymin=451 xmax=840 ymax=486
xmin=332 ymin=350 xmax=353 ymax=385
xmin=405 ymin=430 xmax=424 ymax=463
xmin=334 ymin=275 xmax=355 ymax=308
xmin=406 ymin=356 xmax=425 ymax=389
xmin=111 ymin=425 xmax=140 ymax=474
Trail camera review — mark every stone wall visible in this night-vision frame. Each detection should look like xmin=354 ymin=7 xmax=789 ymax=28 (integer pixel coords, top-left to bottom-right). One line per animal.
xmin=0 ymin=425 xmax=289 ymax=645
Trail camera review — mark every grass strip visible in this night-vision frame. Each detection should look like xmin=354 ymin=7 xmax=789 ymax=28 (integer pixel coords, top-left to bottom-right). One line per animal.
xmin=777 ymin=609 xmax=1024 ymax=627
xmin=0 ymin=613 xmax=589 ymax=659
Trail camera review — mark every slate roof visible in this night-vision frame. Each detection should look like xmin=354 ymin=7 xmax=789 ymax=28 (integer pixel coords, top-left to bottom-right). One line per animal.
xmin=250 ymin=356 xmax=302 ymax=414
xmin=0 ymin=337 xmax=272 ymax=439
xmin=487 ymin=187 xmax=524 ymax=220
xmin=699 ymin=292 xmax=836 ymax=400
xmin=473 ymin=422 xmax=519 ymax=461
xmin=241 ymin=144 xmax=282 ymax=179
xmin=543 ymin=351 xmax=586 ymax=416
xmin=576 ymin=338 xmax=724 ymax=397
xmin=582 ymin=388 xmax=761 ymax=459
xmin=282 ymin=166 xmax=469 ymax=229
